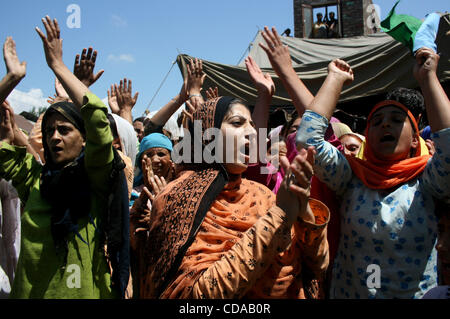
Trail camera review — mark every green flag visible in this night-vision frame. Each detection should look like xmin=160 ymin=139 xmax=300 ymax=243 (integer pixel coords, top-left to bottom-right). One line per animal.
xmin=380 ymin=0 xmax=423 ymax=51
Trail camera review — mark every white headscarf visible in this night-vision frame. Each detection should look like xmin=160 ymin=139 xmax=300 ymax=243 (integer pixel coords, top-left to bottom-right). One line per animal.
xmin=146 ymin=108 xmax=184 ymax=140
xmin=111 ymin=114 xmax=138 ymax=167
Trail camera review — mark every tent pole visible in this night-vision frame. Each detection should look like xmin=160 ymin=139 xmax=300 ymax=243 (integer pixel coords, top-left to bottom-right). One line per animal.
xmin=237 ymin=28 xmax=260 ymax=65
xmin=143 ymin=59 xmax=177 ymax=116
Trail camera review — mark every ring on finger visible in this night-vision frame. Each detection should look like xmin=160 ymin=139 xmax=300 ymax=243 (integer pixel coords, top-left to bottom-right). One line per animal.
xmin=287 ymin=172 xmax=297 ymax=186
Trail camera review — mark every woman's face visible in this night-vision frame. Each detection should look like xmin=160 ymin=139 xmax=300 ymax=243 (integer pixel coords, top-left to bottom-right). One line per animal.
xmin=143 ymin=147 xmax=173 ymax=179
xmin=220 ymin=103 xmax=257 ymax=175
xmin=341 ymin=134 xmax=362 ymax=157
xmin=367 ymin=106 xmax=418 ymax=161
xmin=133 ymin=121 xmax=144 ymax=142
xmin=286 ymin=117 xmax=302 ymax=137
xmin=44 ymin=112 xmax=85 ymax=167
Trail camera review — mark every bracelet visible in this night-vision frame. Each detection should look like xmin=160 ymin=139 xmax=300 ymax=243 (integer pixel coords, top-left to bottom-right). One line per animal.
xmin=189 ymin=94 xmax=201 ymax=99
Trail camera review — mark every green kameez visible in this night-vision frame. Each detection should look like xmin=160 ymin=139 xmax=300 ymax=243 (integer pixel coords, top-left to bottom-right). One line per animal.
xmin=1 ymin=93 xmax=116 ymax=298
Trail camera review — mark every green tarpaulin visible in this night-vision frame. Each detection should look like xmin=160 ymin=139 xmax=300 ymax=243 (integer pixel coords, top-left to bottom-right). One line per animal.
xmin=177 ymin=14 xmax=449 ymax=109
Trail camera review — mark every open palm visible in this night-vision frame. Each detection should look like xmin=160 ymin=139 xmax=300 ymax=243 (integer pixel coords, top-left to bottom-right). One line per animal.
xmin=3 ymin=37 xmax=26 ymax=79
xmin=245 ymin=56 xmax=275 ymax=96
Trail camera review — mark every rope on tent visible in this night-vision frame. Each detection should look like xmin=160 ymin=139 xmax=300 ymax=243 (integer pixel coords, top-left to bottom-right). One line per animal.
xmin=142 ymin=59 xmax=177 ymax=116
xmin=237 ymin=27 xmax=260 ymax=65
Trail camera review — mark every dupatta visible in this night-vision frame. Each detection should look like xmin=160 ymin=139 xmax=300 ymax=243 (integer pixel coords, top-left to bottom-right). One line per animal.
xmin=347 ymin=100 xmax=431 ymax=190
xmin=141 ymin=97 xmax=237 ymax=298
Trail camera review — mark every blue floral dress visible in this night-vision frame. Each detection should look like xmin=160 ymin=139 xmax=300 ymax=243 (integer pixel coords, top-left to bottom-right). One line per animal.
xmin=297 ymin=110 xmax=450 ymax=299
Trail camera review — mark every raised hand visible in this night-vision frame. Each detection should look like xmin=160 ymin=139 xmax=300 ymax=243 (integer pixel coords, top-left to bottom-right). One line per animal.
xmin=149 ymin=175 xmax=167 ymax=199
xmin=245 ymin=56 xmax=275 ymax=96
xmin=107 ymin=84 xmax=119 ymax=114
xmin=47 ymin=94 xmax=70 ymax=104
xmin=305 ymin=59 xmax=353 ymax=120
xmin=186 ymin=58 xmax=206 ymax=96
xmin=181 ymin=100 xmax=196 ymax=126
xmin=259 ymin=26 xmax=293 ymax=76
xmin=35 ymin=15 xmax=92 ymax=109
xmin=0 ymin=37 xmax=27 ymax=104
xmin=141 ymin=154 xmax=155 ymax=190
xmin=0 ymin=100 xmax=30 ymax=148
xmin=0 ymin=101 xmax=15 ymax=144
xmin=413 ymin=47 xmax=439 ymax=85
xmin=54 ymin=78 xmax=70 ymax=99
xmin=258 ymin=26 xmax=314 ymax=117
xmin=73 ymin=47 xmax=104 ymax=87
xmin=245 ymin=55 xmax=274 ymax=140
xmin=328 ymin=59 xmax=354 ymax=86
xmin=206 ymin=86 xmax=219 ymax=100
xmin=114 ymin=78 xmax=139 ymax=124
xmin=141 ymin=153 xmax=168 ymax=197
xmin=413 ymin=47 xmax=450 ymax=132
xmin=35 ymin=16 xmax=63 ymax=70
xmin=3 ymin=37 xmax=26 ymax=80
xmin=48 ymin=78 xmax=70 ymax=105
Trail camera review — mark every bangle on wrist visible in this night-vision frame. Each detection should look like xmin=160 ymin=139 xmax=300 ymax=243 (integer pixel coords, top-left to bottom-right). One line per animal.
xmin=188 ymin=94 xmax=201 ymax=99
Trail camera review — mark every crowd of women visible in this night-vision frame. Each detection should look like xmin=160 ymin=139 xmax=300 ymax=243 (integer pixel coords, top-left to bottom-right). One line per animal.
xmin=0 ymin=16 xmax=449 ymax=299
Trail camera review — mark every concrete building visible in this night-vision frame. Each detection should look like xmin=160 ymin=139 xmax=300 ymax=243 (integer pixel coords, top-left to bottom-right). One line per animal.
xmin=293 ymin=0 xmax=381 ymax=38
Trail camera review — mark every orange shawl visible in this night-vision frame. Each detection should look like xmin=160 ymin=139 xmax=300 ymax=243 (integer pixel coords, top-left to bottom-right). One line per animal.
xmin=160 ymin=178 xmax=330 ymax=299
xmin=160 ymin=177 xmax=275 ymax=298
xmin=347 ymin=100 xmax=431 ymax=190
xmin=139 ymin=97 xmax=236 ymax=298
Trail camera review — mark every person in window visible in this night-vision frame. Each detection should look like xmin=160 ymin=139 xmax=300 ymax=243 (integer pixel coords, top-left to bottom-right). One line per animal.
xmin=313 ymin=13 xmax=328 ymax=39
xmin=326 ymin=12 xmax=339 ymax=38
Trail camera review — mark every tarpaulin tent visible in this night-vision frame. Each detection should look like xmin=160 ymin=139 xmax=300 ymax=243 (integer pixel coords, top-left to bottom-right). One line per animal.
xmin=176 ymin=13 xmax=449 ymax=118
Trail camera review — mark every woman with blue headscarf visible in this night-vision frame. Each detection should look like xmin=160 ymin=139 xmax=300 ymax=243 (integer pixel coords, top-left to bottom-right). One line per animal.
xmin=128 ymin=132 xmax=176 ymax=297
xmin=130 ymin=133 xmax=175 ymax=208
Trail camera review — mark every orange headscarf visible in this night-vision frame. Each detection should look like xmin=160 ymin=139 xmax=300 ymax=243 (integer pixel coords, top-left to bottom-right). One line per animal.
xmin=347 ymin=100 xmax=431 ymax=190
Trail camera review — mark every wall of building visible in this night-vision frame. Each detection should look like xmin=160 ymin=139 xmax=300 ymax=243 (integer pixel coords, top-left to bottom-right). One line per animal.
xmin=293 ymin=0 xmax=376 ymax=38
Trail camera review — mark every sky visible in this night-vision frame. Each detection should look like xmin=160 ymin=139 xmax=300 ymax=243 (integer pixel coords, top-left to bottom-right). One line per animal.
xmin=0 ymin=0 xmax=448 ymax=119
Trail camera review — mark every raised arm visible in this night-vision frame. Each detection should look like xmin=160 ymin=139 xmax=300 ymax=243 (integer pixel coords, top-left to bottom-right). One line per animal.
xmin=296 ymin=60 xmax=354 ymax=194
xmin=114 ymin=78 xmax=139 ymax=125
xmin=259 ymin=27 xmax=313 ymax=117
xmin=0 ymin=37 xmax=26 ymax=104
xmin=35 ymin=16 xmax=89 ymax=109
xmin=0 ymin=101 xmax=40 ymax=161
xmin=306 ymin=59 xmax=353 ymax=120
xmin=414 ymin=47 xmax=450 ymax=132
xmin=245 ymin=56 xmax=275 ymax=131
xmin=205 ymin=86 xmax=219 ymax=100
xmin=145 ymin=83 xmax=187 ymax=135
xmin=73 ymin=47 xmax=104 ymax=88
xmin=0 ymin=101 xmax=14 ymax=145
xmin=0 ymin=100 xmax=42 ymax=202
xmin=145 ymin=58 xmax=204 ymax=134
xmin=47 ymin=78 xmax=71 ymax=104
xmin=107 ymin=84 xmax=119 ymax=114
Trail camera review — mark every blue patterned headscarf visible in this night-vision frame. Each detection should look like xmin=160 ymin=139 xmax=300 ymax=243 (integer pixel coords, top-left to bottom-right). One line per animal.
xmin=133 ymin=133 xmax=173 ymax=187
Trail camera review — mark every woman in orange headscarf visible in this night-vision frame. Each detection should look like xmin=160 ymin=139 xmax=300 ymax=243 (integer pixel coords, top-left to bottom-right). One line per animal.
xmin=297 ymin=49 xmax=450 ymax=299
xmin=132 ymin=96 xmax=330 ymax=299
